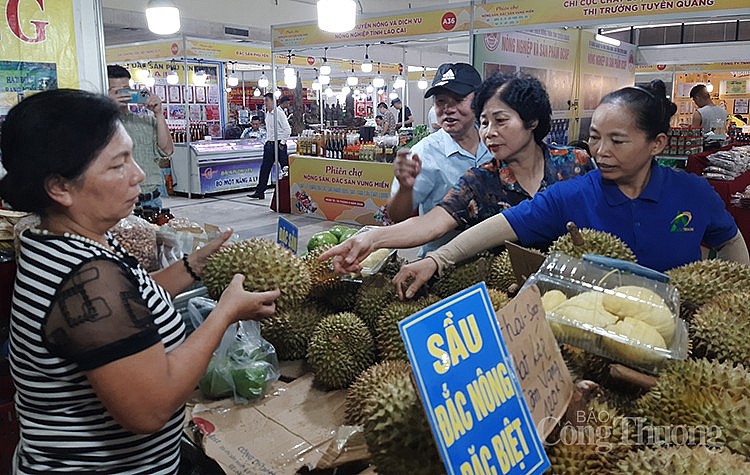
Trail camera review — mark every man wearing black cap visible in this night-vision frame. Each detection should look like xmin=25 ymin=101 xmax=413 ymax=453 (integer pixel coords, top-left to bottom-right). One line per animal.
xmin=388 ymin=62 xmax=492 ymax=255
xmin=391 ymin=97 xmax=413 ymax=128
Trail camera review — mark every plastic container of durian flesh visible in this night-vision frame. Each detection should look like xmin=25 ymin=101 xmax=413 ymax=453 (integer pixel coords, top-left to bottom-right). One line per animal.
xmin=341 ymin=226 xmax=396 ymax=283
xmin=522 ymin=252 xmax=689 ymax=374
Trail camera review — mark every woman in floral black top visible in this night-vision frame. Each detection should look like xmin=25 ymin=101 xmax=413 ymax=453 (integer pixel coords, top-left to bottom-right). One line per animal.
xmin=321 ymin=73 xmax=594 ymax=266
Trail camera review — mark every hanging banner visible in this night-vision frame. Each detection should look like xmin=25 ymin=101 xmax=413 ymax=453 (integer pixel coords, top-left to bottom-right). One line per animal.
xmin=474 ymin=0 xmax=749 ymax=31
xmin=272 ymin=4 xmax=472 ymax=49
xmin=289 ymin=155 xmax=394 ymax=226
xmin=106 ymin=40 xmax=181 ymax=64
xmin=637 ymin=62 xmax=750 ymax=73
xmin=578 ymin=31 xmax=637 ymax=112
xmin=0 ymin=0 xmax=78 ymax=114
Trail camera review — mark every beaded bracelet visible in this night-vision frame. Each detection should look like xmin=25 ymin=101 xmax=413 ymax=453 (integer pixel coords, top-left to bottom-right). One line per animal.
xmin=182 ymin=254 xmax=200 ymax=281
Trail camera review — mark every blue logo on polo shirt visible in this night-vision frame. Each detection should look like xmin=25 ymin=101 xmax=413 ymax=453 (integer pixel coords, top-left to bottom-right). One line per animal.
xmin=670 ymin=211 xmax=694 ymax=232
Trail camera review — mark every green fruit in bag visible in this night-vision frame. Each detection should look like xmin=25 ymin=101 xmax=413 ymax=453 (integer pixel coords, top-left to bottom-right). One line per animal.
xmin=231 ymin=360 xmax=273 ymax=400
xmin=338 ymin=228 xmax=357 ymax=243
xmin=307 ymin=231 xmax=338 ymax=251
xmin=199 ymin=358 xmax=234 ymax=399
xmin=328 ymin=225 xmax=351 ymax=239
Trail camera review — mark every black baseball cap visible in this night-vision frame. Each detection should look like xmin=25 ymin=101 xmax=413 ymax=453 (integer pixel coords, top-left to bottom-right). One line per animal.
xmin=424 ymin=62 xmax=482 ymax=99
xmin=390 ymin=97 xmax=401 ymax=106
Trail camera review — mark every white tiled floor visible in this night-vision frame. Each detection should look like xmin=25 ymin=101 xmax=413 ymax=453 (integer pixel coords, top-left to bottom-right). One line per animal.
xmin=161 ymin=190 xmax=420 ymax=261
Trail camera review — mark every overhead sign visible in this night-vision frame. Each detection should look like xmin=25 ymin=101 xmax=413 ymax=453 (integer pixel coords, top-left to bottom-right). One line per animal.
xmin=400 ymin=283 xmax=550 ymax=475
xmin=272 ymin=4 xmax=472 ymax=49
xmin=474 ymin=0 xmax=749 ymax=31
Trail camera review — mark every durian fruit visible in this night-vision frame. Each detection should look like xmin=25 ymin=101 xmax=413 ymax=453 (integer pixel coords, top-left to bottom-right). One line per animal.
xmin=549 ymin=227 xmax=636 ymax=262
xmin=203 ymin=238 xmax=311 ymax=309
xmin=380 ymin=253 xmax=407 ymax=279
xmin=345 ymin=360 xmax=410 ymax=425
xmin=354 ymin=275 xmax=399 ymax=332
xmin=547 ymin=399 xmax=634 ymax=474
xmin=635 ymin=359 xmax=750 ymax=458
xmin=612 ymin=445 xmax=750 ymax=475
xmin=260 ymin=300 xmax=327 ymax=360
xmin=307 ymin=312 xmax=375 ymax=390
xmin=542 ymin=289 xmax=568 ymax=313
xmin=603 ymin=317 xmax=667 ymax=365
xmin=361 ymin=363 xmax=446 ymax=475
xmin=301 ymin=244 xmax=338 ymax=297
xmin=488 ymin=250 xmax=517 ymax=293
xmin=667 ymin=259 xmax=750 ymax=310
xmin=430 ymin=252 xmax=493 ymax=298
xmin=691 ymin=291 xmax=750 ymax=365
xmin=375 ymin=295 xmax=440 ymax=361
xmin=551 ymin=291 xmax=619 ymax=342
xmin=321 ymin=280 xmax=360 ymax=311
xmin=601 ymin=286 xmax=675 ymax=342
xmin=487 ymin=288 xmax=511 ymax=313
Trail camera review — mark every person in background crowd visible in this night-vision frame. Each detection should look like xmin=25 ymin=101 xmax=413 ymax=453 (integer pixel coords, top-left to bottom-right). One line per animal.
xmin=321 ymin=73 xmax=594 ymax=266
xmin=278 ymin=96 xmax=293 ymax=123
xmin=387 ymin=62 xmax=492 ymax=255
xmin=223 ymin=119 xmax=243 ymax=139
xmin=107 ymin=65 xmax=173 ymax=210
xmin=427 ymin=105 xmax=440 ymax=133
xmin=375 ymin=114 xmax=384 ymax=135
xmin=383 ymin=80 xmax=749 ymax=298
xmin=377 ymin=102 xmax=396 ymax=135
xmin=391 ymin=97 xmax=413 ymax=128
xmin=0 ymin=89 xmax=280 ymax=474
xmin=690 ymin=84 xmax=729 ymax=135
xmin=241 ymin=115 xmax=266 ymax=141
xmin=249 ymin=93 xmax=291 ymax=199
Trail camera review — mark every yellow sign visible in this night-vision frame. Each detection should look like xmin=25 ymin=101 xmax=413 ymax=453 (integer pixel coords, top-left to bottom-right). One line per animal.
xmin=474 ymin=0 xmax=749 ymax=30
xmin=106 ymin=40 xmax=181 ymax=63
xmin=638 ymin=62 xmax=750 ymax=73
xmin=188 ymin=40 xmax=271 ymax=63
xmin=289 ymin=155 xmax=394 ymax=226
xmin=273 ymin=5 xmax=472 ymax=49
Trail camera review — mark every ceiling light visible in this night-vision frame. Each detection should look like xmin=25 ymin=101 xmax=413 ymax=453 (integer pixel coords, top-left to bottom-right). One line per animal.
xmin=342 ymin=85 xmax=351 ymax=95
xmin=274 ymin=90 xmax=282 ymax=98
xmin=417 ymin=69 xmax=428 ymax=90
xmin=134 ymin=67 xmax=150 ymax=82
xmin=253 ymin=88 xmax=261 ymax=97
xmin=706 ymin=81 xmax=714 ymax=93
xmin=325 ymin=86 xmax=334 ymax=97
xmin=258 ymin=72 xmax=269 ymax=88
xmin=388 ymin=91 xmax=398 ymax=100
xmin=595 ymin=33 xmax=621 ymax=47
xmin=285 ymin=74 xmax=297 ymax=89
xmin=317 ymin=0 xmax=356 ymax=33
xmin=372 ymin=62 xmax=385 ymax=88
xmin=284 ymin=66 xmax=295 ymax=77
xmin=393 ymin=75 xmax=405 ymax=89
xmin=353 ymin=88 xmax=361 ymax=96
xmin=144 ymin=76 xmax=156 ymax=88
xmin=193 ymin=69 xmax=207 ymax=86
xmin=366 ymin=85 xmax=373 ymax=93
xmin=377 ymin=89 xmax=384 ymax=95
xmin=347 ymin=75 xmax=358 ymax=86
xmin=361 ymin=44 xmax=372 ymax=73
xmin=227 ymin=75 xmax=239 ymax=87
xmin=166 ymin=69 xmax=179 ymax=85
xmin=145 ymin=0 xmax=181 ymax=35
xmin=319 ymin=74 xmax=331 ymax=85
xmin=312 ymin=79 xmax=322 ymax=91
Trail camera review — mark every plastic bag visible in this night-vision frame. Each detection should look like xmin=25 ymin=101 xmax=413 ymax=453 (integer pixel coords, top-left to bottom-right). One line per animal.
xmin=190 ymin=297 xmax=280 ymax=404
xmin=110 ymin=215 xmax=159 ymax=271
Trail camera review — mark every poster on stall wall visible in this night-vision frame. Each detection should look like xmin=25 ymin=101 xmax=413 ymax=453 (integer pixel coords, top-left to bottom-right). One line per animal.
xmin=289 ymin=156 xmax=394 ymax=226
xmin=473 ymin=29 xmax=578 ymax=114
xmin=0 ymin=0 xmax=78 ymax=115
xmin=578 ymin=31 xmax=636 ymax=112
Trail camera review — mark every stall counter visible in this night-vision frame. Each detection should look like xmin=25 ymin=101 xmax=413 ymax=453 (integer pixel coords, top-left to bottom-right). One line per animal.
xmin=289 ymin=154 xmax=395 ymax=226
xmin=172 ymin=139 xmax=296 ymax=197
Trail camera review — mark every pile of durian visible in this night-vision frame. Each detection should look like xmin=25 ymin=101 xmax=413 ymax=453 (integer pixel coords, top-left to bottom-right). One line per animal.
xmin=201 ymin=232 xmax=750 ymax=474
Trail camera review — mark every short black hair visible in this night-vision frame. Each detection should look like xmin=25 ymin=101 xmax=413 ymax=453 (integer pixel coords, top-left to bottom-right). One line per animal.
xmin=599 ymin=80 xmax=677 ymax=139
xmin=0 ymin=89 xmax=122 ymax=213
xmin=689 ymin=84 xmax=707 ymax=100
xmin=377 ymin=102 xmax=388 ymax=109
xmin=251 ymin=116 xmax=260 ymax=121
xmin=264 ymin=92 xmax=274 ymax=100
xmin=473 ymin=72 xmax=552 ymax=146
xmin=107 ymin=64 xmax=131 ymax=79
xmin=278 ymin=96 xmax=290 ymax=105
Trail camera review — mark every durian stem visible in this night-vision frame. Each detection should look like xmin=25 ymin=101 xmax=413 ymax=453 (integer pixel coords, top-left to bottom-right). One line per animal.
xmin=566 ymin=221 xmax=584 ymax=247
xmin=609 ymin=364 xmax=657 ymax=390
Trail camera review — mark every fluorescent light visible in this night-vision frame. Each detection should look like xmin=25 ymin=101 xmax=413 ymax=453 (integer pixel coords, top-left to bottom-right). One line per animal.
xmin=347 ymin=75 xmax=358 ymax=86
xmin=317 ymin=0 xmax=356 ymax=33
xmin=372 ymin=76 xmax=385 ymax=88
xmin=145 ymin=0 xmax=181 ymax=35
xmin=595 ymin=34 xmax=621 ymax=46
xmin=166 ymin=69 xmax=179 ymax=85
xmin=257 ymin=73 xmax=269 ymax=88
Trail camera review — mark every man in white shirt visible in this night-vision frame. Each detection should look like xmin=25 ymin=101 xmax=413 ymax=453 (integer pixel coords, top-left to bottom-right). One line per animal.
xmin=249 ymin=93 xmax=291 ymax=199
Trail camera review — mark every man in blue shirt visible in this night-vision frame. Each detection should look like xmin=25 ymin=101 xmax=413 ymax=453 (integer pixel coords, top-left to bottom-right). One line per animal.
xmin=389 ymin=63 xmax=492 ymax=255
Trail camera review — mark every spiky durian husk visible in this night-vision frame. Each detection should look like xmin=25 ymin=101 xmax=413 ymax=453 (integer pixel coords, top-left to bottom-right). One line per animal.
xmin=430 ymin=252 xmax=493 ymax=298
xmin=203 ymin=238 xmax=311 ymax=309
xmin=635 ymin=359 xmax=750 ymax=458
xmin=667 ymin=259 xmax=750 ymax=310
xmin=321 ymin=279 xmax=360 ymax=311
xmin=307 ymin=312 xmax=375 ymax=390
xmin=488 ymin=250 xmax=517 ymax=293
xmin=487 ymin=288 xmax=511 ymax=313
xmin=380 ymin=253 xmax=407 ymax=279
xmin=345 ymin=360 xmax=410 ymax=425
xmin=260 ymin=300 xmax=327 ymax=360
xmin=691 ymin=292 xmax=750 ymax=365
xmin=302 ymin=244 xmax=339 ymax=297
xmin=547 ymin=399 xmax=634 ymax=475
xmin=354 ymin=275 xmax=398 ymax=332
xmin=549 ymin=229 xmax=637 ymax=262
xmin=611 ymin=445 xmax=750 ymax=475
xmin=375 ymin=295 xmax=440 ymax=361
xmin=361 ymin=365 xmax=446 ymax=475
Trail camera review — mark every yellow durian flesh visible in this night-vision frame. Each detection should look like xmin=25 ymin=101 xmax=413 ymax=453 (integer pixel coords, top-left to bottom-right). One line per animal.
xmin=550 ymin=291 xmax=619 ymax=342
xmin=604 ymin=317 xmax=667 ymax=365
xmin=542 ymin=289 xmax=567 ymax=312
xmin=601 ymin=285 xmax=675 ymax=342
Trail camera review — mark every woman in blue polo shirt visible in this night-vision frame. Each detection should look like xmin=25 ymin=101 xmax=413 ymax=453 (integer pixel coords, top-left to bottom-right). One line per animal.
xmin=320 ymin=73 xmax=593 ymax=264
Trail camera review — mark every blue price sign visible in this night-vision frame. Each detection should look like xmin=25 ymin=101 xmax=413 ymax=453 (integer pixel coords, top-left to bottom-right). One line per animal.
xmin=399 ymin=282 xmax=549 ymax=475
xmin=276 ymin=216 xmax=298 ymax=254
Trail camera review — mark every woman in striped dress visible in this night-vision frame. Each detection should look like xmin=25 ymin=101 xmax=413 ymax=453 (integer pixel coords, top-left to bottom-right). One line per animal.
xmin=0 ymin=89 xmax=280 ymax=474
